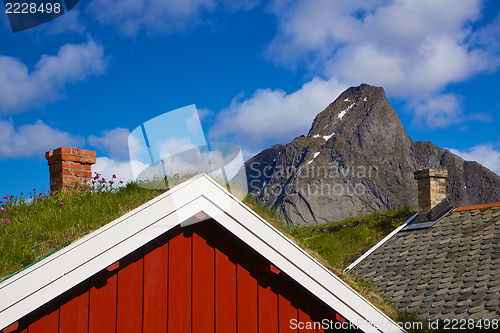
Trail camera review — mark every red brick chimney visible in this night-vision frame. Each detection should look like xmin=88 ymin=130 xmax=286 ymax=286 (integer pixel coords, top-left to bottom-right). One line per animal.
xmin=45 ymin=147 xmax=96 ymax=192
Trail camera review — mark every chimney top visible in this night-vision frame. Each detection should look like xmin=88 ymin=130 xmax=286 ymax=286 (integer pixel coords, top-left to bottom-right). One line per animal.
xmin=414 ymin=168 xmax=448 ymax=221
xmin=414 ymin=168 xmax=448 ymax=180
xmin=46 ymin=147 xmax=96 ymax=192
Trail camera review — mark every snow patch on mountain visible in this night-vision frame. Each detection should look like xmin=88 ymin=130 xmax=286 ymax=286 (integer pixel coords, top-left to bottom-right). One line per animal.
xmin=307 ymin=152 xmax=320 ymax=165
xmin=338 ymin=103 xmax=355 ymax=120
xmin=323 ymin=133 xmax=334 ymax=141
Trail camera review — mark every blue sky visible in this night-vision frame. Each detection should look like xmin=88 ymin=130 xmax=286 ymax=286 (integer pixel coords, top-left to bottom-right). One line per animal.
xmin=1 ymin=0 xmax=500 ymax=198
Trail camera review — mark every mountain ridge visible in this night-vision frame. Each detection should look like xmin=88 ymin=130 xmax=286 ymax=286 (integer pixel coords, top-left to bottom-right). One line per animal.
xmin=242 ymin=84 xmax=500 ymax=226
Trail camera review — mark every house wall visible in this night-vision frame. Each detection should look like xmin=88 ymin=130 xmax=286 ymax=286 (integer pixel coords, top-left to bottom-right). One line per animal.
xmin=4 ymin=220 xmax=358 ymax=333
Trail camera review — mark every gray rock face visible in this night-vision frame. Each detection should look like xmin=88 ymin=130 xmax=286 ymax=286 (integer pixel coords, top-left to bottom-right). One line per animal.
xmin=242 ymin=84 xmax=500 ymax=226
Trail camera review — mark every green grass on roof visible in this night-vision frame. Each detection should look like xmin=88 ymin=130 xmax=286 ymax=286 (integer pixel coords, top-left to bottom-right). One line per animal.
xmin=288 ymin=207 xmax=416 ymax=270
xmin=0 ymin=172 xmax=236 ymax=281
xmin=0 ymin=179 xmax=167 ymax=281
xmin=243 ymin=198 xmax=427 ymax=331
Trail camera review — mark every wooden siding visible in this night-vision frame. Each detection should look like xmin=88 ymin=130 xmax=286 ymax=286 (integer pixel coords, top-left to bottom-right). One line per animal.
xmin=5 ymin=220 xmax=358 ymax=333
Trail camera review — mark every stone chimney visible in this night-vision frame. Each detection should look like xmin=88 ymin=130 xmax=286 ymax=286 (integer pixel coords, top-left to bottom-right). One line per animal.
xmin=414 ymin=168 xmax=448 ymax=214
xmin=45 ymin=147 xmax=96 ymax=192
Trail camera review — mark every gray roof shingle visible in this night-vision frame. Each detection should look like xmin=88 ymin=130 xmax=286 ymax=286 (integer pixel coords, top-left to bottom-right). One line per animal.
xmin=352 ymin=203 xmax=500 ymax=321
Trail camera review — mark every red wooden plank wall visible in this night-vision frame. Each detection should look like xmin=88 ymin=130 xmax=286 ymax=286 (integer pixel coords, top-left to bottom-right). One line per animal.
xmin=4 ymin=220 xmax=357 ymax=333
xmin=143 ymin=233 xmax=168 ymax=332
xmin=192 ymin=227 xmax=214 ymax=333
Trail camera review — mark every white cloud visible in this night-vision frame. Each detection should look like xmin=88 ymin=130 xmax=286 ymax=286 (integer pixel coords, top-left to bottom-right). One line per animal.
xmin=410 ymin=94 xmax=463 ymax=128
xmin=158 ymin=137 xmax=198 ymax=160
xmin=410 ymin=93 xmax=492 ymax=128
xmin=209 ymin=77 xmax=345 ymax=151
xmin=94 ymin=137 xmax=247 ymax=192
xmin=241 ymin=147 xmax=261 ymax=161
xmin=266 ymin=0 xmax=500 ymax=127
xmin=0 ymin=119 xmax=85 ymax=158
xmin=87 ymin=0 xmax=259 ymax=36
xmin=327 ymin=37 xmax=490 ymax=98
xmin=127 ymin=134 xmax=146 ymax=162
xmin=155 ymin=136 xmax=212 ymax=174
xmin=470 ymin=12 xmax=500 ymax=54
xmin=93 ymin=157 xmax=148 ymax=185
xmin=267 ymin=0 xmax=496 ymax=95
xmin=449 ymin=144 xmax=500 ymax=176
xmin=40 ymin=9 xmax=86 ymax=35
xmin=197 ymin=107 xmax=213 ymax=120
xmin=186 ymin=110 xmax=202 ymax=135
xmin=0 ymin=37 xmax=108 ymax=115
xmin=205 ymin=1 xmax=500 ymax=154
xmin=88 ymin=128 xmax=131 ymax=161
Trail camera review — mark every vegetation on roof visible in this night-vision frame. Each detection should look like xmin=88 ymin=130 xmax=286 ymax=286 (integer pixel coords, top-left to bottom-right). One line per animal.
xmin=1 ymin=173 xmax=427 ymax=331
xmin=244 ymin=197 xmax=428 ymax=332
xmin=289 ymin=207 xmax=415 ymax=270
xmin=0 ymin=174 xmax=168 ymax=281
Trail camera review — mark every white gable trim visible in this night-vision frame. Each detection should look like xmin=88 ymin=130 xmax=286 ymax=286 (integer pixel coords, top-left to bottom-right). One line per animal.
xmin=0 ymin=174 xmax=405 ymax=333
xmin=344 ymin=212 xmax=419 ymax=273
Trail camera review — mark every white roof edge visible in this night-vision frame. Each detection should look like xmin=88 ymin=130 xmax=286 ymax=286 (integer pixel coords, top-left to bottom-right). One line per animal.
xmin=201 ymin=178 xmax=405 ymax=333
xmin=205 ymin=179 xmax=402 ymax=328
xmin=344 ymin=212 xmax=419 ymax=273
xmin=0 ymin=174 xmax=405 ymax=333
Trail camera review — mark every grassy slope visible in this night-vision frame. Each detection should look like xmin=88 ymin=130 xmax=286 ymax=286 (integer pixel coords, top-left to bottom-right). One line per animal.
xmin=245 ymin=198 xmax=428 ymax=331
xmin=288 ymin=208 xmax=415 ymax=270
xmin=0 ymin=182 xmax=165 ymax=281
xmin=0 ymin=177 xmax=426 ymax=331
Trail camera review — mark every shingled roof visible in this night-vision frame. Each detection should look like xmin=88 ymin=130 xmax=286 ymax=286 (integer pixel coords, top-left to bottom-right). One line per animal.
xmin=351 ymin=202 xmax=500 ymax=322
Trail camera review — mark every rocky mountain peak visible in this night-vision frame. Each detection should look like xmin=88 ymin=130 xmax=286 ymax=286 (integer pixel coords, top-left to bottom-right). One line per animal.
xmin=242 ymin=84 xmax=500 ymax=226
xmin=307 ymin=84 xmax=410 ymax=151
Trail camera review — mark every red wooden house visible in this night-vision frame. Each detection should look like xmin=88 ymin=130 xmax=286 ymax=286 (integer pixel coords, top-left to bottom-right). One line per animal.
xmin=0 ymin=175 xmax=404 ymax=333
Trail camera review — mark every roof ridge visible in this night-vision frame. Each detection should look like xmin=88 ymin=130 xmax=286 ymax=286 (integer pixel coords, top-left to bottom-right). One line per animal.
xmin=453 ymin=201 xmax=500 ymax=212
